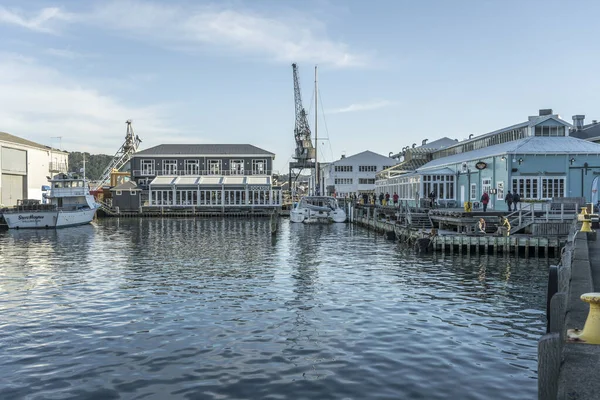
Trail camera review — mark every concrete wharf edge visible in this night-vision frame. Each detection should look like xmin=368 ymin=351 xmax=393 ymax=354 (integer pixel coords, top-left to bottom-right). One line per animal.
xmin=539 ymin=225 xmax=600 ymax=400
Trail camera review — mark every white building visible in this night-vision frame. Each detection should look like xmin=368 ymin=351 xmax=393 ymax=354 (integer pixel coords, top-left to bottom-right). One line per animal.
xmin=0 ymin=132 xmax=68 ymax=206
xmin=319 ymin=151 xmax=397 ymax=197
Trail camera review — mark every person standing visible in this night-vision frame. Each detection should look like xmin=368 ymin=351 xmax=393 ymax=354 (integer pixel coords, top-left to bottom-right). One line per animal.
xmin=428 ymin=190 xmax=436 ymax=208
xmin=385 ymin=192 xmax=390 ymax=206
xmin=480 ymin=191 xmax=489 ymax=212
xmin=513 ymin=192 xmax=521 ymax=210
xmin=379 ymin=192 xmax=384 ymax=206
xmin=505 ymin=191 xmax=514 ymax=212
xmin=393 ymin=192 xmax=399 ymax=207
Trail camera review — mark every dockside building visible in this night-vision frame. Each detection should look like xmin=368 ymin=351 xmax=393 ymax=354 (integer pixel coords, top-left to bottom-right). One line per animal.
xmin=376 ymin=109 xmax=600 ymax=211
xmin=112 ymin=144 xmax=281 ymax=212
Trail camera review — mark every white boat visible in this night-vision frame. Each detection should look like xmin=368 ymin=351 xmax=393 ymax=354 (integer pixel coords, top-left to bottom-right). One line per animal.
xmin=1 ymin=173 xmax=98 ymax=229
xmin=290 ymin=196 xmax=347 ymax=223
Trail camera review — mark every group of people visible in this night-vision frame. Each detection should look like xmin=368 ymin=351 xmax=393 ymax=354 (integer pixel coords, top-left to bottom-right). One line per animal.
xmin=355 ymin=192 xmax=400 ymax=206
xmin=479 ymin=190 xmax=521 ymax=212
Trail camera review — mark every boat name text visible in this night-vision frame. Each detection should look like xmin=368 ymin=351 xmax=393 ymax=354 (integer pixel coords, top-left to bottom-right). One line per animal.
xmin=18 ymin=214 xmax=45 ymax=221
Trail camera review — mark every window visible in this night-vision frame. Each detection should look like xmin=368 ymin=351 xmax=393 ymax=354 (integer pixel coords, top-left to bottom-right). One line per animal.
xmin=541 ymin=177 xmax=565 ymax=199
xmin=116 ymin=190 xmax=122 ymax=196
xmin=334 ymin=165 xmax=353 ymax=172
xmin=470 ymin=183 xmax=477 ymax=200
xmin=163 ymin=159 xmax=177 ymax=174
xmin=184 ymin=160 xmax=200 ymax=175
xmin=497 ymin=181 xmax=504 ymax=200
xmin=482 ymin=178 xmax=492 ymax=195
xmin=512 ymin=177 xmax=539 ymax=200
xmin=422 ymin=174 xmax=455 ymax=200
xmin=359 ymin=166 xmax=377 ymax=172
xmin=208 ymin=160 xmax=221 ymax=174
xmin=382 ymin=166 xmax=393 ymax=170
xmin=131 ymin=191 xmax=137 ymax=196
xmin=335 ymin=178 xmax=353 ymax=184
xmin=231 ymin=160 xmax=244 ymax=175
xmin=141 ymin=159 xmax=154 ymax=175
xmin=535 ymin=125 xmax=565 ymax=137
xmin=252 ymin=159 xmax=266 ymax=175
xmin=358 ymin=178 xmax=375 ymax=184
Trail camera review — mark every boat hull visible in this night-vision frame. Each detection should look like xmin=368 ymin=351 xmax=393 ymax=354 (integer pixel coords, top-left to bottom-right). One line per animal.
xmin=290 ymin=208 xmax=346 ymax=223
xmin=2 ymin=208 xmax=96 ymax=229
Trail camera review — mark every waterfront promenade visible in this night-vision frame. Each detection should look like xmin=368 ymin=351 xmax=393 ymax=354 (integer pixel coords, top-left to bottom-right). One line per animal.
xmin=540 ymin=226 xmax=600 ymax=399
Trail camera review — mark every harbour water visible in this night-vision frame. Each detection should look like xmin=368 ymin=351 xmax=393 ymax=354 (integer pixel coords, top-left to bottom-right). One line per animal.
xmin=0 ymin=219 xmax=549 ymax=399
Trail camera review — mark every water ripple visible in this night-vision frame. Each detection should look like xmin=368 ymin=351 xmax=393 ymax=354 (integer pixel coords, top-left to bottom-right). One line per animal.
xmin=0 ymin=219 xmax=548 ymax=399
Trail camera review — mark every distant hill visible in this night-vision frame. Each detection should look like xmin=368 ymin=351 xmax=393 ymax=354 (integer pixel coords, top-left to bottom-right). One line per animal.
xmin=68 ymin=152 xmax=114 ymax=181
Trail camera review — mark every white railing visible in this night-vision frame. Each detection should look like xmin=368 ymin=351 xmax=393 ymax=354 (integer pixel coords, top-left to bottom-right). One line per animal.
xmin=133 ymin=169 xmax=273 ymax=177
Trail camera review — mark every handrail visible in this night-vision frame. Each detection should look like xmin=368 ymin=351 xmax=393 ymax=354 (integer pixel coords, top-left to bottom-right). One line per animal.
xmin=133 ymin=169 xmax=273 ymax=177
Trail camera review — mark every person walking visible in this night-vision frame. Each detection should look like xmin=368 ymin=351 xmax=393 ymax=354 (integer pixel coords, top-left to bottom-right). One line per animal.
xmin=480 ymin=191 xmax=489 ymax=212
xmin=513 ymin=192 xmax=521 ymax=210
xmin=385 ymin=192 xmax=390 ymax=206
xmin=505 ymin=191 xmax=514 ymax=212
xmin=428 ymin=190 xmax=436 ymax=208
xmin=393 ymin=192 xmax=399 ymax=207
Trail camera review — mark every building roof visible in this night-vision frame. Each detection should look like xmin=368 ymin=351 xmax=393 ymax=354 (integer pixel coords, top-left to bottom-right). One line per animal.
xmin=570 ymin=123 xmax=600 ymax=141
xmin=0 ymin=131 xmax=67 ymax=153
xmin=331 ymin=150 xmax=395 ymax=165
xmin=111 ymin=181 xmax=140 ymax=191
xmin=419 ymin=137 xmax=459 ymax=149
xmin=419 ymin=136 xmax=600 ymax=170
xmin=134 ymin=144 xmax=275 ymax=157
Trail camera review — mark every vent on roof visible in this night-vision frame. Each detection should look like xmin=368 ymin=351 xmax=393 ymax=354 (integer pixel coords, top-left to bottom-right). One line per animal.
xmin=594 ymin=120 xmax=598 ymax=125
xmin=422 ymin=139 xmax=428 ymax=145
xmin=573 ymin=115 xmax=585 ymax=130
xmin=539 ymin=109 xmax=553 ymax=116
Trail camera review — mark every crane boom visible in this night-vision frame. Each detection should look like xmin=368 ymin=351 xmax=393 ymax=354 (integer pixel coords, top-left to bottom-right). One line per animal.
xmin=292 ymin=63 xmax=315 ymax=161
xmin=93 ymin=120 xmax=141 ymax=191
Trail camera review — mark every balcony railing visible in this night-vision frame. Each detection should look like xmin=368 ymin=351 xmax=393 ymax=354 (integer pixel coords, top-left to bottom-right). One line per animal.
xmin=133 ymin=169 xmax=272 ymax=177
xmin=49 ymin=162 xmax=68 ymax=173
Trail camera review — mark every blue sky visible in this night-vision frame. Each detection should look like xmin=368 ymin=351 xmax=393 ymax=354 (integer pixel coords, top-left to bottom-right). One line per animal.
xmin=1 ymin=0 xmax=599 ymax=172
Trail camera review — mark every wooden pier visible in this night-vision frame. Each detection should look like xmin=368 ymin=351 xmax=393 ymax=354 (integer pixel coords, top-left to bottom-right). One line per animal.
xmin=351 ymin=201 xmax=575 ymax=257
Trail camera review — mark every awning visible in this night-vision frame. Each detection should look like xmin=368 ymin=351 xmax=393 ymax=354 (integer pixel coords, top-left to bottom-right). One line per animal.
xmin=177 ymin=176 xmax=201 ymax=185
xmin=199 ymin=176 xmax=223 ymax=185
xmin=247 ymin=176 xmax=270 ymax=185
xmin=150 ymin=176 xmax=178 ymax=186
xmin=223 ymin=176 xmax=246 ymax=185
xmin=416 ymin=167 xmax=455 ymax=175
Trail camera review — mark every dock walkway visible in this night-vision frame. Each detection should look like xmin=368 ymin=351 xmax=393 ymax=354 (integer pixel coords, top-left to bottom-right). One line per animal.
xmin=539 ymin=225 xmax=600 ymax=399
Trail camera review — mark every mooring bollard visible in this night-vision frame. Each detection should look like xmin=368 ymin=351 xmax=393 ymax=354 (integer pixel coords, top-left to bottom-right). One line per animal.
xmin=567 ymin=292 xmax=600 ymax=344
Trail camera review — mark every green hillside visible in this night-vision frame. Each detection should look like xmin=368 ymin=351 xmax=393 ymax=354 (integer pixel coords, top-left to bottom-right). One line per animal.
xmin=68 ymin=152 xmax=114 ymax=181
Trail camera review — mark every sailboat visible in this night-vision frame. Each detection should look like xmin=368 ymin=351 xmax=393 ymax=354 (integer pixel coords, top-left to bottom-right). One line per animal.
xmin=290 ymin=65 xmax=347 ymax=224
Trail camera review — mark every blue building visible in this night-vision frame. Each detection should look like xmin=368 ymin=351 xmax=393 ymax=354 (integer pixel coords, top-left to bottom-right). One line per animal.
xmin=376 ymin=109 xmax=600 ymax=211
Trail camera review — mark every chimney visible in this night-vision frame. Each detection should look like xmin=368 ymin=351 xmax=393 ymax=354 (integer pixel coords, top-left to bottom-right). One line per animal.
xmin=539 ymin=109 xmax=553 ymax=116
xmin=422 ymin=139 xmax=428 ymax=146
xmin=572 ymin=115 xmax=585 ymax=130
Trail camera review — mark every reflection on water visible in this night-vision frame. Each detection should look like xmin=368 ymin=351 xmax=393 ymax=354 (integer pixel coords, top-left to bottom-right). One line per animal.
xmin=0 ymin=218 xmax=548 ymax=399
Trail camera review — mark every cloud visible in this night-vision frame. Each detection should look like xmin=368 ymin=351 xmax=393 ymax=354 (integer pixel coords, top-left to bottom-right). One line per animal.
xmin=44 ymin=47 xmax=97 ymax=59
xmin=0 ymin=53 xmax=178 ymax=154
xmin=329 ymin=100 xmax=396 ymax=114
xmin=0 ymin=6 xmax=72 ymax=33
xmin=8 ymin=1 xmax=369 ymax=68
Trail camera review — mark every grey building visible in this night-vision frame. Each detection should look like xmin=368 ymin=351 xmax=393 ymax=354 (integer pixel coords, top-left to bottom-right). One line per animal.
xmin=129 ymin=144 xmax=280 ymax=209
xmin=111 ymin=181 xmax=142 ymax=212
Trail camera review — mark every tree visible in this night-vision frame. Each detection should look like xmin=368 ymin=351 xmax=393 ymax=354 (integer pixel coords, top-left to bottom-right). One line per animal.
xmin=68 ymin=152 xmax=115 ymax=181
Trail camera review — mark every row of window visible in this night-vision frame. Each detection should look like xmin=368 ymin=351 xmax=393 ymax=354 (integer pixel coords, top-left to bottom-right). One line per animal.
xmin=334 ymin=165 xmax=394 ymax=172
xmin=139 ymin=159 xmax=267 ymax=175
xmin=433 ymin=128 xmax=528 ymax=160
xmin=374 ymin=175 xmax=566 ymax=201
xmin=333 ymin=178 xmax=377 ymax=185
xmin=148 ymin=189 xmax=280 ymax=206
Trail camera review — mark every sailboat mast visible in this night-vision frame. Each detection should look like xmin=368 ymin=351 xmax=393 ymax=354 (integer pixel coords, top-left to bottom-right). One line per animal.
xmin=314 ymin=65 xmax=319 ymax=195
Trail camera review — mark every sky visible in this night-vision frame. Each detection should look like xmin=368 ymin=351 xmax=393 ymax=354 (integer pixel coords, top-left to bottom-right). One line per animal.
xmin=1 ymin=0 xmax=599 ymax=173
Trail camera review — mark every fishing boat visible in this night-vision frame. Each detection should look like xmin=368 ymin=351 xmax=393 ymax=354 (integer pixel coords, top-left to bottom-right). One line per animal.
xmin=0 ymin=172 xmax=98 ymax=229
xmin=290 ymin=195 xmax=347 ymax=223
